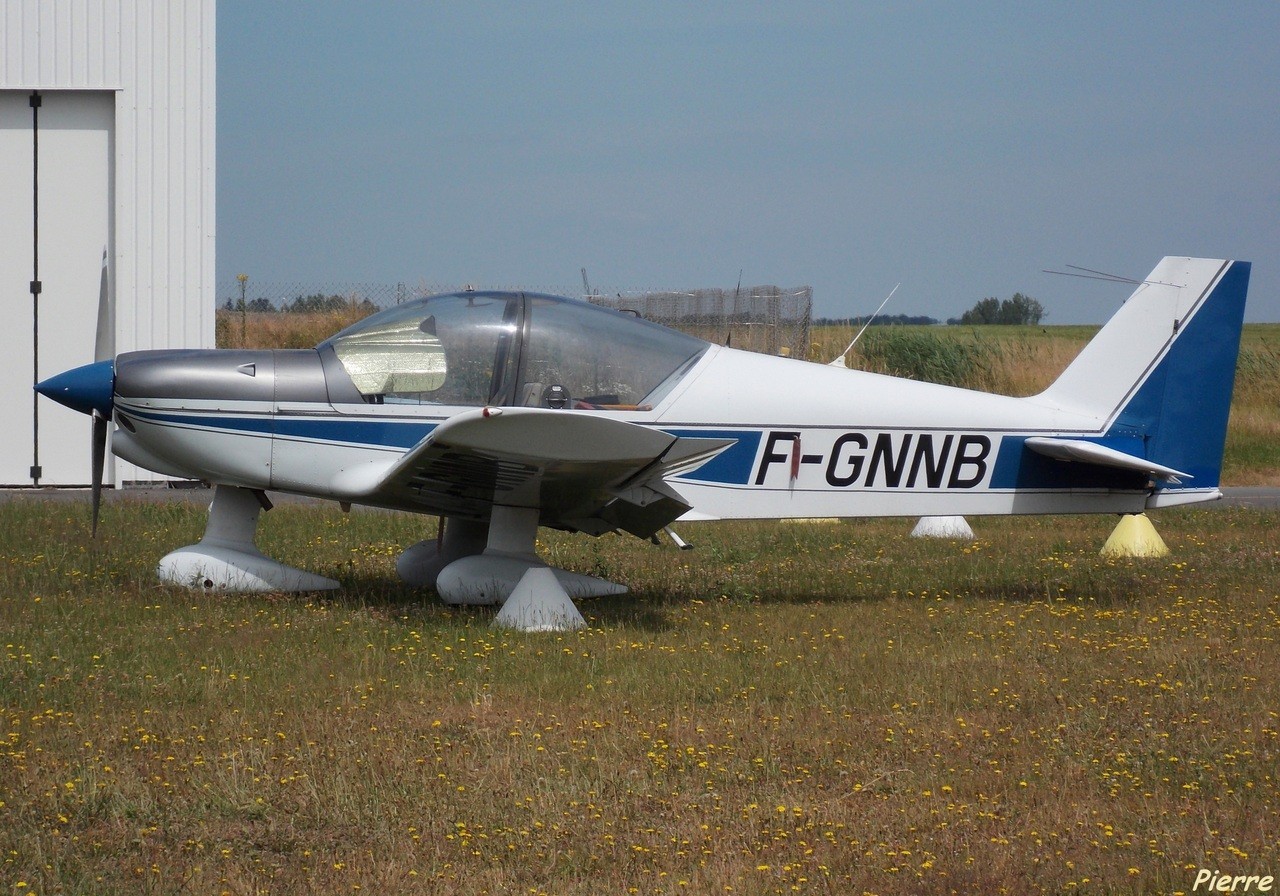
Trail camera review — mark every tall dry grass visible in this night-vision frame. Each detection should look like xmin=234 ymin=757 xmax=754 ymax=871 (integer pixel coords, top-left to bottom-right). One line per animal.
xmin=1224 ymin=331 xmax=1280 ymax=485
xmin=216 ymin=309 xmax=374 ymax=350
xmin=811 ymin=324 xmax=1095 ymax=395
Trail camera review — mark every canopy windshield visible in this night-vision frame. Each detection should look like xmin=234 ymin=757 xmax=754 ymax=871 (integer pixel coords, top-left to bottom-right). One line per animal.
xmin=322 ymin=291 xmax=708 ymax=409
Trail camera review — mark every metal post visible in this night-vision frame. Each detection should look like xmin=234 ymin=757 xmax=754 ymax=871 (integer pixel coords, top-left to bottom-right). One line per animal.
xmin=30 ymin=91 xmax=43 ymax=485
xmin=237 ymin=273 xmax=248 ymax=347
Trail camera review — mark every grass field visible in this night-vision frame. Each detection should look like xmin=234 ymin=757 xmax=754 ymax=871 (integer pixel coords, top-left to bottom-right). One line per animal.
xmin=2 ymin=498 xmax=1277 ymax=895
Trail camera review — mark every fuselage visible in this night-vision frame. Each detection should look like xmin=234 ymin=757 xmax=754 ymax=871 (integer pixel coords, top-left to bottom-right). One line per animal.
xmin=106 ymin=341 xmax=1165 ymax=525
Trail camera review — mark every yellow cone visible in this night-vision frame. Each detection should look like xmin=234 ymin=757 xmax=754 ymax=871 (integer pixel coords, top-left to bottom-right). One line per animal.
xmin=1100 ymin=513 xmax=1169 ymax=558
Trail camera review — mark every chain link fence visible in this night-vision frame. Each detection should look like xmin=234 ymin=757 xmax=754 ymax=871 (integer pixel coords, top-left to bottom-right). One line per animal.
xmin=218 ymin=280 xmax=812 ymax=358
xmin=587 ymin=286 xmax=812 ymax=358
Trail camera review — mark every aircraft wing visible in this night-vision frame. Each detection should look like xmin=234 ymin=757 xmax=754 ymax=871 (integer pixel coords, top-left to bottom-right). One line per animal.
xmin=330 ymin=407 xmax=733 ymax=537
xmin=1023 ymin=437 xmax=1190 ymax=484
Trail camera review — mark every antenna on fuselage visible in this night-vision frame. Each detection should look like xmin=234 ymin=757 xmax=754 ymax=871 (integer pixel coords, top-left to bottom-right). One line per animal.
xmin=726 ymin=270 xmax=743 ymax=346
xmin=829 ymin=283 xmax=900 ymax=368
xmin=1042 ymin=265 xmax=1180 ymax=289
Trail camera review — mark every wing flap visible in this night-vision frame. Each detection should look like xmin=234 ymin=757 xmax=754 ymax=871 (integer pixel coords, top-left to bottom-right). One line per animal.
xmin=1024 ymin=437 xmax=1190 ymax=484
xmin=332 ymin=407 xmax=733 ymax=534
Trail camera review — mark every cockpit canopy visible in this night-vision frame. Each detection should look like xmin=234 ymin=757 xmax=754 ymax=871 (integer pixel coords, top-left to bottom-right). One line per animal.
xmin=320 ymin=291 xmax=709 ymax=410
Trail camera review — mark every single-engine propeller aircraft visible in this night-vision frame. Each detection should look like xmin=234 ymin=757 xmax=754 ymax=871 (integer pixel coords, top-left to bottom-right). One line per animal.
xmin=36 ymin=257 xmax=1249 ymax=627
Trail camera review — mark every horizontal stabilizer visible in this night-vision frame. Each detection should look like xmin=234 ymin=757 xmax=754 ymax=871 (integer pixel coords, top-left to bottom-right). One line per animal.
xmin=1024 ymin=437 xmax=1190 ymax=484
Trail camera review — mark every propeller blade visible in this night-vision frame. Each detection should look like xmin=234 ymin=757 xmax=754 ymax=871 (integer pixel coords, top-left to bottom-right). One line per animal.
xmin=92 ymin=247 xmax=113 ymax=535
xmin=91 ymin=411 xmax=107 ymax=537
xmin=94 ymin=247 xmax=114 ymax=362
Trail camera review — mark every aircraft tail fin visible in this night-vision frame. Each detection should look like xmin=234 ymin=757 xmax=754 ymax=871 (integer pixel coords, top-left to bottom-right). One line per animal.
xmin=1033 ymin=257 xmax=1250 ymax=489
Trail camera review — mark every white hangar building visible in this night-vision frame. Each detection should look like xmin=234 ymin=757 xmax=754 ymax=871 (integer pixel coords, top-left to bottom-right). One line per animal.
xmin=1 ymin=1 xmax=216 ymax=486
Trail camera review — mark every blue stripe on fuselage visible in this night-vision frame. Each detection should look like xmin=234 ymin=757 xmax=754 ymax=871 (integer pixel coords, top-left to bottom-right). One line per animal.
xmin=121 ymin=410 xmax=1162 ymax=495
xmin=664 ymin=428 xmax=762 ymax=485
xmin=666 ymin=427 xmax=1153 ymax=493
xmin=273 ymin=416 xmax=436 ymax=449
xmin=122 ymin=406 xmax=438 ymax=450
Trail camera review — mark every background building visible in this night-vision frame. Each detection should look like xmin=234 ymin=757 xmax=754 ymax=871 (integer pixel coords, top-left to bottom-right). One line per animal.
xmin=1 ymin=0 xmax=216 ymax=486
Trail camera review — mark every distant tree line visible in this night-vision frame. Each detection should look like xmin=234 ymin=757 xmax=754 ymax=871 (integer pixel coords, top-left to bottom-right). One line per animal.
xmin=948 ymin=293 xmax=1045 ymax=326
xmin=222 ymin=293 xmax=380 ymax=314
xmin=817 ymin=293 xmax=1046 ymax=329
xmin=814 ymin=314 xmax=941 ymax=327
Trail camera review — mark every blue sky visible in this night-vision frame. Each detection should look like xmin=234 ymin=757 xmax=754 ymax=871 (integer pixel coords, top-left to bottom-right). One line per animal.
xmin=218 ymin=3 xmax=1280 ymax=323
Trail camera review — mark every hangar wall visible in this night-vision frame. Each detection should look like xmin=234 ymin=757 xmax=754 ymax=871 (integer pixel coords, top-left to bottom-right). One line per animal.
xmin=0 ymin=0 xmax=216 ymax=486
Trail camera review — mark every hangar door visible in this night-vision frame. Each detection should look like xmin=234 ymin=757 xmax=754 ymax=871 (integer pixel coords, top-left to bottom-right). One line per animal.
xmin=0 ymin=91 xmax=114 ymax=486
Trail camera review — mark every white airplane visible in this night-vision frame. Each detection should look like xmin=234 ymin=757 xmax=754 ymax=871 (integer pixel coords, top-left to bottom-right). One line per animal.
xmin=36 ymin=256 xmax=1249 ymax=628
